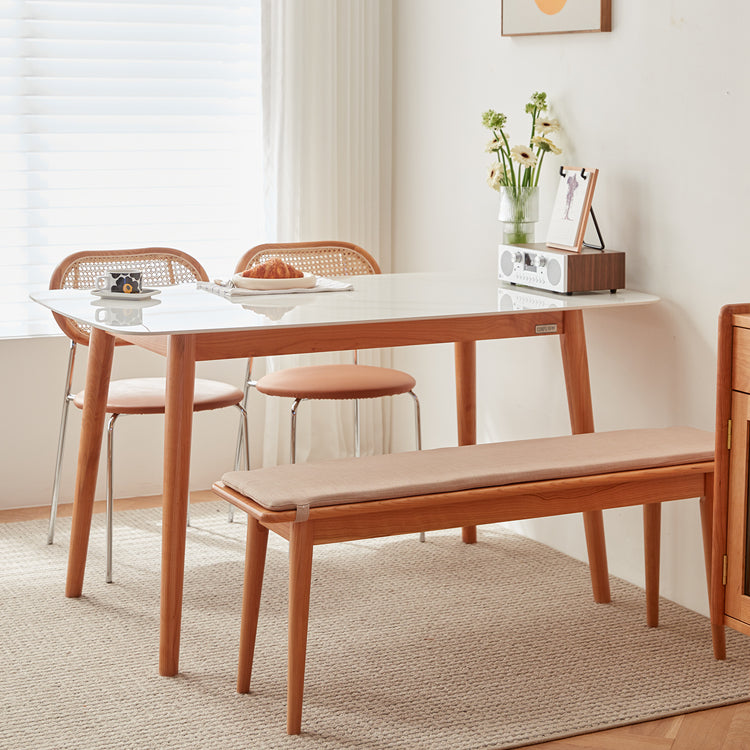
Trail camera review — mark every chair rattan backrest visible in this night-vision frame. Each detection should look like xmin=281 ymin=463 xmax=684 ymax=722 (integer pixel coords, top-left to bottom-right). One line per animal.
xmin=49 ymin=247 xmax=208 ymax=346
xmin=234 ymin=241 xmax=380 ymax=278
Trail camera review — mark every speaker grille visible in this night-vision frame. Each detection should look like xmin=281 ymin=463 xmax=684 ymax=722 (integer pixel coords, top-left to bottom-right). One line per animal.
xmin=499 ymin=250 xmax=514 ymax=277
xmin=547 ymin=258 xmax=562 ymax=286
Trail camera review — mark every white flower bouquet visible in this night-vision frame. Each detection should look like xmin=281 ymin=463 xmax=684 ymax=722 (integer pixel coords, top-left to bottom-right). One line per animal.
xmin=482 ymin=91 xmax=561 ymax=193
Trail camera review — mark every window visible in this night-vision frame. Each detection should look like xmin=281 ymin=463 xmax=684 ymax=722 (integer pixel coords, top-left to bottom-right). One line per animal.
xmin=0 ymin=0 xmax=263 ymax=337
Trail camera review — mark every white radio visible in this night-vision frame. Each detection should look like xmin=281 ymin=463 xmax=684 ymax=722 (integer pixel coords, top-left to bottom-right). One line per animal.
xmin=498 ymin=243 xmax=625 ymax=294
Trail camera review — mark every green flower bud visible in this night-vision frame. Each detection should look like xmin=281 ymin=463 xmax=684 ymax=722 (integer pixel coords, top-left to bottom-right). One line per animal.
xmin=482 ymin=109 xmax=507 ymax=130
xmin=528 ymin=91 xmax=547 ymax=111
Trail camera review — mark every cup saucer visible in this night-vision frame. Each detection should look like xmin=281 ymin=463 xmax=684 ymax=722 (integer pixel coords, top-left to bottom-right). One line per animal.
xmin=91 ymin=288 xmax=161 ymax=301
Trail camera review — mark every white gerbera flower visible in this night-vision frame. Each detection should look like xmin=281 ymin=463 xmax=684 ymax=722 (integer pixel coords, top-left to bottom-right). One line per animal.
xmin=531 ymin=135 xmax=562 ymax=155
xmin=536 ymin=117 xmax=561 ymax=135
xmin=485 ymin=137 xmax=503 ymax=153
xmin=487 ymin=162 xmax=505 ymax=191
xmin=510 ymin=145 xmax=538 ymax=167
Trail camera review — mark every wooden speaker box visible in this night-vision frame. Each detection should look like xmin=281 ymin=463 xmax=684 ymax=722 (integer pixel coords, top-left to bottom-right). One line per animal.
xmin=498 ymin=243 xmax=626 ymax=294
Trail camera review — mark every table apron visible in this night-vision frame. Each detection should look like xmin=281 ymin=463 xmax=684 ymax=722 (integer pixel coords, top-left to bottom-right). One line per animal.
xmin=115 ymin=310 xmax=567 ymax=360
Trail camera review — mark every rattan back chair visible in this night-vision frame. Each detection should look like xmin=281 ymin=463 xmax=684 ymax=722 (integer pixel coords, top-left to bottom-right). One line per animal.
xmin=233 ymin=240 xmax=421 ymax=471
xmin=236 ymin=240 xmax=381 ymax=278
xmin=47 ymin=247 xmax=250 ymax=582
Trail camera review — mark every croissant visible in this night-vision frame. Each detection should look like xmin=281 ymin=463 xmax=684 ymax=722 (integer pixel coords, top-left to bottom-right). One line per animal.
xmin=242 ymin=258 xmax=304 ymax=279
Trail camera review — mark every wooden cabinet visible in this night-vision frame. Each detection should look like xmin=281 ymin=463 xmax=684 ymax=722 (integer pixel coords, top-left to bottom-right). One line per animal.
xmin=725 ymin=391 xmax=750 ymax=626
xmin=711 ymin=305 xmax=750 ymax=658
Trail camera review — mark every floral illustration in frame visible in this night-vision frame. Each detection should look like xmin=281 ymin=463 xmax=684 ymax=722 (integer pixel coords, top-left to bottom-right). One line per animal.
xmin=546 ymin=166 xmax=599 ymax=252
xmin=502 ymin=0 xmax=611 ymax=37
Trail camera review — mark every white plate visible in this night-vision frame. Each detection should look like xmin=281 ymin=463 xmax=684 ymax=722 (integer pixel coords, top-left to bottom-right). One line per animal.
xmin=91 ymin=288 xmax=161 ymax=301
xmin=231 ymin=272 xmax=316 ymax=291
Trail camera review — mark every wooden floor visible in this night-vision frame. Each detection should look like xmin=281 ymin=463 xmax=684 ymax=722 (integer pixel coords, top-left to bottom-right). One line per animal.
xmin=527 ymin=703 xmax=750 ymax=749
xmin=4 ymin=496 xmax=749 ymax=749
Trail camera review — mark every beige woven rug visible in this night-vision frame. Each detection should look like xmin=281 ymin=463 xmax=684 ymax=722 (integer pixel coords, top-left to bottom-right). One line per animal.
xmin=2 ymin=501 xmax=749 ymax=750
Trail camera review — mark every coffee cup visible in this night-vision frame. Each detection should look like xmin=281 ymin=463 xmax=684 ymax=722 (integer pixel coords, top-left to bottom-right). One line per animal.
xmin=95 ymin=270 xmax=143 ymax=294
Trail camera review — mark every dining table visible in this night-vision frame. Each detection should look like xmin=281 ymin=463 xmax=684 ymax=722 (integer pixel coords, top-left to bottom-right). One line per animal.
xmin=31 ymin=272 xmax=658 ymax=676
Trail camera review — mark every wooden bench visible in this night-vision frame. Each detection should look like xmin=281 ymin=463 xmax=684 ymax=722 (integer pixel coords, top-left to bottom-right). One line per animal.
xmin=212 ymin=426 xmax=715 ymax=735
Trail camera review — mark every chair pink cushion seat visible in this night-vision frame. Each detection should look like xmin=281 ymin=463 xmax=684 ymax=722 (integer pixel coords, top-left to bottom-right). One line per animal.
xmin=222 ymin=426 xmax=714 ymax=512
xmin=255 ymin=364 xmax=416 ymax=400
xmin=74 ymin=377 xmax=244 ymax=415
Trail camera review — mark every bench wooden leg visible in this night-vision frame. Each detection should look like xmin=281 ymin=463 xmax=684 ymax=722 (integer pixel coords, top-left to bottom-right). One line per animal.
xmin=237 ymin=518 xmax=269 ymax=694
xmin=644 ymin=484 xmax=715 ymax=633
xmin=287 ymin=521 xmax=314 ymax=735
xmin=582 ymin=510 xmax=611 ymax=604
xmin=643 ymin=503 xmax=662 ymax=627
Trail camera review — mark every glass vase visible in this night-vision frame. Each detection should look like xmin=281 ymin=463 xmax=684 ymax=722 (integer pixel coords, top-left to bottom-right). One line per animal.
xmin=498 ymin=186 xmax=539 ymax=245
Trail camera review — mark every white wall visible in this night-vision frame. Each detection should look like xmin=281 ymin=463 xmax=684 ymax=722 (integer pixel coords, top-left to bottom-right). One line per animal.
xmin=390 ymin=0 xmax=748 ymax=616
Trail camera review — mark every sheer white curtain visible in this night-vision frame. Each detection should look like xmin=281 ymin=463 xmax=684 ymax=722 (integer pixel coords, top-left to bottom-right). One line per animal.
xmin=258 ymin=0 xmax=393 ymax=465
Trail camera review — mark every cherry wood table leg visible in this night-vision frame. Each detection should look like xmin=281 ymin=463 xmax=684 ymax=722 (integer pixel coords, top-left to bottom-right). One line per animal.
xmin=159 ymin=334 xmax=196 ymax=677
xmin=238 ymin=518 xmax=269 ymax=694
xmin=66 ymin=327 xmax=115 ymax=598
xmin=560 ymin=310 xmax=611 ymax=604
xmin=559 ymin=310 xmax=595 ymax=434
xmin=287 ymin=521 xmax=314 ymax=735
xmin=643 ymin=502 xmax=662 ymax=627
xmin=455 ymin=340 xmax=477 ymax=544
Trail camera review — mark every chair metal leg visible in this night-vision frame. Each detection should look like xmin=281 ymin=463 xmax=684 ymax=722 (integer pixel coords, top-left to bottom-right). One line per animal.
xmin=234 ymin=359 xmax=254 ymax=466
xmin=228 ymin=402 xmax=250 ymax=523
xmin=229 ymin=359 xmax=254 ymax=522
xmin=408 ymin=390 xmax=422 ymax=451
xmin=290 ymin=397 xmax=305 ymax=464
xmin=354 ymin=398 xmax=361 ymax=458
xmin=105 ymin=412 xmax=120 ymax=584
xmin=47 ymin=340 xmax=77 ymax=545
xmin=239 ymin=403 xmax=250 ymax=471
xmin=234 ymin=403 xmax=251 ymax=471
xmin=407 ymin=390 xmax=426 ymax=543
xmin=353 ymin=352 xmax=361 ymax=458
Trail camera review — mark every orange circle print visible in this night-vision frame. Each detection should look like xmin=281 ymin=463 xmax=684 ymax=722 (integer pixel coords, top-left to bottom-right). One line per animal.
xmin=534 ymin=0 xmax=567 ymax=14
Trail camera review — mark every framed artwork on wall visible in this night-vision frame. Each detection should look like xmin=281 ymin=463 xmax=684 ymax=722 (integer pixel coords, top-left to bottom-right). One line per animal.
xmin=502 ymin=1 xmax=611 ymax=37
xmin=546 ymin=166 xmax=599 ymax=252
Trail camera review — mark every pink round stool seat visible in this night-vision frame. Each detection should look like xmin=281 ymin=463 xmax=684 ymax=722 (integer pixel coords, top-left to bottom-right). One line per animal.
xmin=74 ymin=377 xmax=244 ymax=415
xmin=255 ymin=364 xmax=416 ymax=400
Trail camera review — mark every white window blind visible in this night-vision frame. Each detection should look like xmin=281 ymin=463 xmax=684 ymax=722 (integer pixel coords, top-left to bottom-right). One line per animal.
xmin=0 ymin=0 xmax=263 ymax=337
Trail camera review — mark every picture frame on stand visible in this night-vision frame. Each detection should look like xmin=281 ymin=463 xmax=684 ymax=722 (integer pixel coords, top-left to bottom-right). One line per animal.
xmin=546 ymin=166 xmax=599 ymax=253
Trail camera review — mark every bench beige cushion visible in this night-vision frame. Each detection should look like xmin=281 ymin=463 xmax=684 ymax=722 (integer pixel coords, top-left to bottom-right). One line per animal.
xmin=221 ymin=427 xmax=714 ymax=512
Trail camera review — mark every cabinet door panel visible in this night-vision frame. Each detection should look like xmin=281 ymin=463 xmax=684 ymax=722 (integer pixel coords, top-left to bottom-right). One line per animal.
xmin=733 ymin=327 xmax=750 ymax=394
xmin=726 ymin=390 xmax=750 ymax=625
